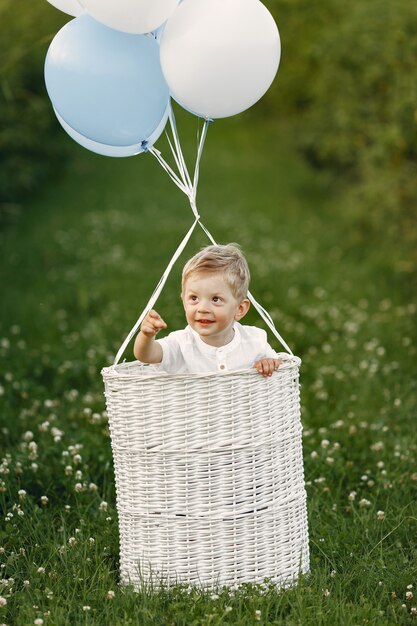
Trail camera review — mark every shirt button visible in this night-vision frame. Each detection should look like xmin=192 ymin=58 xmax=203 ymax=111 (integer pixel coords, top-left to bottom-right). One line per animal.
xmin=219 ymin=363 xmax=226 ymax=370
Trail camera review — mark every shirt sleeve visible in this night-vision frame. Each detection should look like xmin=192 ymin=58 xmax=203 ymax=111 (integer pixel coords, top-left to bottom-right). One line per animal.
xmin=157 ymin=330 xmax=188 ymax=374
xmin=251 ymin=327 xmax=279 ymax=362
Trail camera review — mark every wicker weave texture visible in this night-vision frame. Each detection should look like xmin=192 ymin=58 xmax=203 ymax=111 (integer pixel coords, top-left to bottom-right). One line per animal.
xmin=102 ymin=355 xmax=309 ymax=589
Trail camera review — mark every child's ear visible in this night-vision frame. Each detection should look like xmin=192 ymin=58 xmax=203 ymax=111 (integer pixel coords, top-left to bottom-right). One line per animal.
xmin=235 ymin=298 xmax=250 ymax=321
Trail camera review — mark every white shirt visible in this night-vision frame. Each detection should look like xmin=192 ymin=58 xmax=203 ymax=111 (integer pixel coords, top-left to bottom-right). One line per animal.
xmin=154 ymin=322 xmax=279 ymax=374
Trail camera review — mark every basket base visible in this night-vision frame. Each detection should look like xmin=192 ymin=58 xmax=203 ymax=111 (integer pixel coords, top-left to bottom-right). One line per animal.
xmin=118 ymin=497 xmax=310 ymax=591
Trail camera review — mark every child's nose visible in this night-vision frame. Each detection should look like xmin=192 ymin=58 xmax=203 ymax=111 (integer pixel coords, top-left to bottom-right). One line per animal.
xmin=197 ymin=300 xmax=211 ymax=312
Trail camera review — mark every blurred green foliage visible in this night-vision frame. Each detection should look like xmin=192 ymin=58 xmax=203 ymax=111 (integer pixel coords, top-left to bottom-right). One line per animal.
xmin=0 ymin=0 xmax=69 ymax=224
xmin=267 ymin=0 xmax=417 ymax=255
xmin=1 ymin=0 xmax=416 ymax=254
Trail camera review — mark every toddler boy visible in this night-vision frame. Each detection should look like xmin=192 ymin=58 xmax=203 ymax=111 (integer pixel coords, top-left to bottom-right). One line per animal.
xmin=134 ymin=244 xmax=280 ymax=376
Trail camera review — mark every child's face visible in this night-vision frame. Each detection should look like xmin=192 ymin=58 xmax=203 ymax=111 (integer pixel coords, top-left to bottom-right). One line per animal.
xmin=181 ymin=272 xmax=249 ymax=347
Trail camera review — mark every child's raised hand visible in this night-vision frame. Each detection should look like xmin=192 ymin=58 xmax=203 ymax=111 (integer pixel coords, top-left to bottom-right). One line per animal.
xmin=140 ymin=310 xmax=167 ymax=338
xmin=253 ymin=358 xmax=280 ymax=377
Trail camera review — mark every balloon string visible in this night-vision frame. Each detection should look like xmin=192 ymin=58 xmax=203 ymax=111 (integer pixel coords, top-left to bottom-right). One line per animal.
xmin=112 ymin=110 xmax=293 ymax=366
xmin=167 ymin=107 xmax=193 ymax=190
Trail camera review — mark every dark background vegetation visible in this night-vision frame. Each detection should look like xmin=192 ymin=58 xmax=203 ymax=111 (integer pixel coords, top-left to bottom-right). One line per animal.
xmin=2 ymin=0 xmax=416 ymax=263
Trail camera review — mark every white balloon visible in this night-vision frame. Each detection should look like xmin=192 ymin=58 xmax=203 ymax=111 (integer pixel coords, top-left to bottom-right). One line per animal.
xmin=160 ymin=0 xmax=281 ymax=119
xmin=79 ymin=0 xmax=180 ymax=35
xmin=47 ymin=0 xmax=84 ymax=17
xmin=53 ymin=104 xmax=170 ymax=157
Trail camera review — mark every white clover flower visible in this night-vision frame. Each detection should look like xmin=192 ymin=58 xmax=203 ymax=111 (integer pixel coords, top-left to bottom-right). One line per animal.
xmin=325 ymin=457 xmax=334 ymax=465
xmin=89 ymin=538 xmax=95 ymax=545
xmin=23 ymin=580 xmax=30 ymax=587
xmin=37 ymin=567 xmax=45 ymax=574
xmin=82 ymin=606 xmax=91 ymax=611
xmin=348 ymin=491 xmax=357 ymax=501
xmin=18 ymin=489 xmax=27 ymax=500
xmin=321 ymin=439 xmax=330 ymax=449
xmin=34 ymin=619 xmax=44 ymax=625
xmin=73 ymin=455 xmax=82 ymax=465
xmin=89 ymin=483 xmax=98 ymax=492
xmin=359 ymin=498 xmax=371 ymax=508
xmin=99 ymin=501 xmax=108 ymax=512
xmin=65 ymin=466 xmax=73 ymax=476
xmin=68 ymin=537 xmax=77 ymax=547
xmin=310 ymin=451 xmax=319 ymax=459
xmin=0 ymin=596 xmax=7 ymax=606
xmin=91 ymin=413 xmax=101 ymax=424
xmin=40 ymin=496 xmax=49 ymax=506
xmin=371 ymin=441 xmax=384 ymax=452
xmin=255 ymin=609 xmax=261 ymax=621
xmin=210 ymin=593 xmax=219 ymax=600
xmin=74 ymin=483 xmax=83 ymax=493
xmin=377 ymin=510 xmax=385 ymax=521
xmin=106 ymin=590 xmax=115 ymax=600
xmin=75 ymin=471 xmax=82 ymax=480
xmin=323 ymin=589 xmax=331 ymax=597
xmin=406 ymin=591 xmax=413 ymax=600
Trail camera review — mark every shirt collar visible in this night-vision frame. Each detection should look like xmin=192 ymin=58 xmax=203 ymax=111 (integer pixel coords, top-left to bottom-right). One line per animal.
xmin=188 ymin=322 xmax=242 ymax=355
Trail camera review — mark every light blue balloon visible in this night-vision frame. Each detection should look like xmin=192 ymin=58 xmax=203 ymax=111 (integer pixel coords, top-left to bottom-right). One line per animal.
xmin=45 ymin=15 xmax=170 ymax=146
xmin=54 ymin=103 xmax=170 ymax=157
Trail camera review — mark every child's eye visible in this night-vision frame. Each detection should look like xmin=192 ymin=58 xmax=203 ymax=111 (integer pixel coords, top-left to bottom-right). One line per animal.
xmin=212 ymin=296 xmax=222 ymax=303
xmin=190 ymin=295 xmax=198 ymax=301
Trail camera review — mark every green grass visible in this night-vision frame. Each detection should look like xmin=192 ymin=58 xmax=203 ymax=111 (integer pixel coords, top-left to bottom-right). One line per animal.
xmin=0 ymin=109 xmax=416 ymax=625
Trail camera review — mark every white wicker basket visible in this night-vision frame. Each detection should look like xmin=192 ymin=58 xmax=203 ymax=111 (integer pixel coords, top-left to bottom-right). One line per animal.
xmin=102 ymin=353 xmax=309 ymax=590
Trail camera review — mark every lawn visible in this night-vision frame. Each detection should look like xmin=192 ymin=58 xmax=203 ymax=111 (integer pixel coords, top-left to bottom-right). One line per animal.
xmin=0 ymin=109 xmax=416 ymax=625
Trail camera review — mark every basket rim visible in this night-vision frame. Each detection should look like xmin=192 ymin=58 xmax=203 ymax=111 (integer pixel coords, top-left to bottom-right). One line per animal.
xmin=102 ymin=353 xmax=301 ymax=381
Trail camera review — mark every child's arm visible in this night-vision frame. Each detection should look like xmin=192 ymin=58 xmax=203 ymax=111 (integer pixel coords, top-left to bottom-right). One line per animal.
xmin=133 ymin=309 xmax=167 ymax=363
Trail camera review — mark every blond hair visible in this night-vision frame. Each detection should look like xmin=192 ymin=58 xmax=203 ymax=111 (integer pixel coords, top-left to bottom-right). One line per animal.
xmin=181 ymin=244 xmax=250 ymax=302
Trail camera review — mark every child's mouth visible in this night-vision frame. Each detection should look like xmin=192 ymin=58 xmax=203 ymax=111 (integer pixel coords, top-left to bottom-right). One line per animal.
xmin=197 ymin=319 xmax=214 ymax=326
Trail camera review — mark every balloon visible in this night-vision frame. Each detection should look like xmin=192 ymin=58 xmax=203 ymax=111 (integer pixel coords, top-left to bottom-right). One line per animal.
xmin=44 ymin=15 xmax=170 ymax=147
xmin=160 ymin=0 xmax=281 ymax=119
xmin=79 ymin=0 xmax=180 ymax=35
xmin=47 ymin=0 xmax=84 ymax=17
xmin=53 ymin=104 xmax=170 ymax=157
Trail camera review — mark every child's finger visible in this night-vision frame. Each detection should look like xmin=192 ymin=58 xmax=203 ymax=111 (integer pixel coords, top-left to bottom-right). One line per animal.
xmin=146 ymin=310 xmax=167 ymax=329
xmin=254 ymin=359 xmax=279 ymax=377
